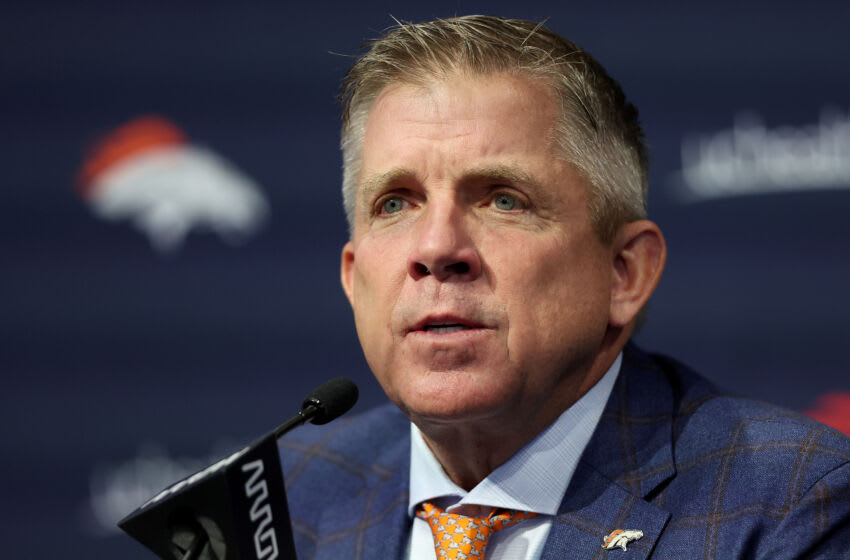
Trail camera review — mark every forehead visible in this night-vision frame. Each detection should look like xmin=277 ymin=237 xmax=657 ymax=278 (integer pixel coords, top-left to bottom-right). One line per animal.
xmin=368 ymin=72 xmax=557 ymax=135
xmin=359 ymin=72 xmax=562 ymax=183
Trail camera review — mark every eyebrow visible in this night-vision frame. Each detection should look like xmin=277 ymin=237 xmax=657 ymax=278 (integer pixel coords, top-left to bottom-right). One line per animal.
xmin=360 ymin=168 xmax=417 ymax=204
xmin=461 ymin=165 xmax=541 ymax=190
xmin=359 ymin=164 xmax=543 ymax=201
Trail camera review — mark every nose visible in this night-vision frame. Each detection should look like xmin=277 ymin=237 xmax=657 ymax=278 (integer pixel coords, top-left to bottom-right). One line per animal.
xmin=407 ymin=203 xmax=482 ymax=282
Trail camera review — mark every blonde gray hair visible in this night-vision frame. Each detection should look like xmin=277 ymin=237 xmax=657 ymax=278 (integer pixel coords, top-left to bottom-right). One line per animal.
xmin=339 ymin=15 xmax=648 ymax=242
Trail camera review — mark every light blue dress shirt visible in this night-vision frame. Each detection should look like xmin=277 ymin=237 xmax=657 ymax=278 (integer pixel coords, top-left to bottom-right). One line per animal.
xmin=405 ymin=353 xmax=622 ymax=560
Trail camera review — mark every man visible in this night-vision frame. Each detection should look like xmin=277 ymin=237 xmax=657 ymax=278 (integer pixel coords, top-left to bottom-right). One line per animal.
xmin=280 ymin=16 xmax=850 ymax=559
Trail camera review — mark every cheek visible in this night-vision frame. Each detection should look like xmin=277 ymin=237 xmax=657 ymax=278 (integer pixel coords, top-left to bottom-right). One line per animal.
xmin=352 ymin=236 xmax=395 ymax=304
xmin=350 ymin=241 xmax=406 ymax=358
xmin=499 ymin=238 xmax=612 ymax=362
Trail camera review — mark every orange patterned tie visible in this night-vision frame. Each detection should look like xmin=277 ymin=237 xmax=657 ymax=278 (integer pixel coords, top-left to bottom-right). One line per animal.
xmin=416 ymin=502 xmax=538 ymax=559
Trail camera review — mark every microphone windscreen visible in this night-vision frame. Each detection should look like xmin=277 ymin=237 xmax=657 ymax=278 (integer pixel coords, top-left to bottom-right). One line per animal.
xmin=302 ymin=377 xmax=359 ymax=425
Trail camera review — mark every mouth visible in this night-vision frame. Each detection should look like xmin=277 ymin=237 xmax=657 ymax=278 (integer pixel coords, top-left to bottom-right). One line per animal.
xmin=409 ymin=315 xmax=487 ymax=335
xmin=421 ymin=323 xmax=475 ymax=334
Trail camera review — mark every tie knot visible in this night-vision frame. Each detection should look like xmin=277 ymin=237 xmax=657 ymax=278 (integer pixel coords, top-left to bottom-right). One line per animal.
xmin=416 ymin=502 xmax=537 ymax=559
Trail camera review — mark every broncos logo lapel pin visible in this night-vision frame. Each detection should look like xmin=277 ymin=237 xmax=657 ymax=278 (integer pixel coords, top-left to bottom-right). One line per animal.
xmin=602 ymin=529 xmax=644 ymax=551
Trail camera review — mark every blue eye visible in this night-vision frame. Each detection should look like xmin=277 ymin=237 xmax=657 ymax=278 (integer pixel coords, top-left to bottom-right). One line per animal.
xmin=493 ymin=193 xmax=517 ymax=211
xmin=382 ymin=197 xmax=405 ymax=214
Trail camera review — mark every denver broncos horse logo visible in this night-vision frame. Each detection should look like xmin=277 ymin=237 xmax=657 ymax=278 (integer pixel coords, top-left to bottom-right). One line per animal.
xmin=602 ymin=529 xmax=644 ymax=551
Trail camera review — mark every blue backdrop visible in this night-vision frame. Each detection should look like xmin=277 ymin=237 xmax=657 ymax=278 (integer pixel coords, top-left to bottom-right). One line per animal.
xmin=2 ymin=1 xmax=849 ymax=558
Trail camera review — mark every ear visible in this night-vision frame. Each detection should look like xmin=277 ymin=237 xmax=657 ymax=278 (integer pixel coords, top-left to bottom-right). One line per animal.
xmin=609 ymin=220 xmax=667 ymax=328
xmin=340 ymin=241 xmax=355 ymax=306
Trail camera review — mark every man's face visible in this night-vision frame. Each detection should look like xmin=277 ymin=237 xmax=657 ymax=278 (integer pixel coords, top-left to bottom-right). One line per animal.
xmin=341 ymin=73 xmax=616 ymax=428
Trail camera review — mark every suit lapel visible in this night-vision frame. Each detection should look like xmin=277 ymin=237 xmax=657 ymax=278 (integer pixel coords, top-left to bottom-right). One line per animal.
xmin=540 ymin=462 xmax=670 ymax=560
xmin=542 ymin=344 xmax=676 ymax=559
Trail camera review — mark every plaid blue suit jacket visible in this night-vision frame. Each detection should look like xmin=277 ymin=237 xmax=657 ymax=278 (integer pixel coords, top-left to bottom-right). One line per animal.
xmin=279 ymin=344 xmax=850 ymax=559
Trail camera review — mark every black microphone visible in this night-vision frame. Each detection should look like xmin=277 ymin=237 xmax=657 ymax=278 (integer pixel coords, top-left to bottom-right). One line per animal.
xmin=119 ymin=378 xmax=359 ymax=560
xmin=273 ymin=377 xmax=359 ymax=437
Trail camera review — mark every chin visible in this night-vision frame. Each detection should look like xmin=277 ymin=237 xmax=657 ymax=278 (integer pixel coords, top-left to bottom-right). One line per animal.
xmin=392 ymin=369 xmax=519 ymax=425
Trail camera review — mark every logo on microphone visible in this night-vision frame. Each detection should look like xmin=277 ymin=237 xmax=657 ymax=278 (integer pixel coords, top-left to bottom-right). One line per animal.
xmin=241 ymin=459 xmax=279 ymax=560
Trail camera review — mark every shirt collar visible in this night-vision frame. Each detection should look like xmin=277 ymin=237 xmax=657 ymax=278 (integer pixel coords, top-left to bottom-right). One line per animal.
xmin=407 ymin=352 xmax=622 ymax=517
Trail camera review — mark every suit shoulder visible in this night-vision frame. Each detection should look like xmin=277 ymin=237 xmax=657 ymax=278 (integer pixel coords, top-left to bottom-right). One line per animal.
xmin=628 ymin=348 xmax=850 ymax=557
xmin=638 ymin=348 xmax=850 ymax=500
xmin=277 ymin=402 xmax=409 ymax=494
xmin=279 ymin=402 xmax=408 ymax=463
xmin=277 ymin=404 xmax=410 ymax=556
